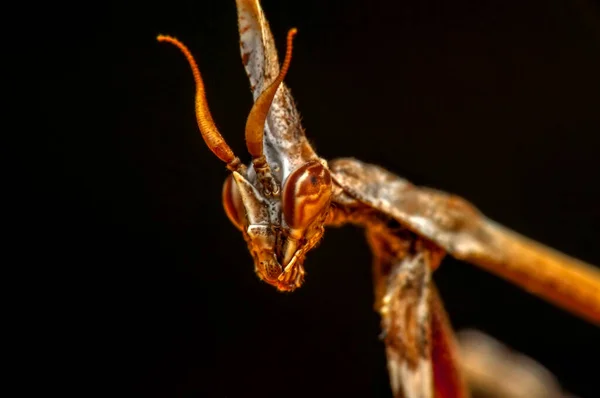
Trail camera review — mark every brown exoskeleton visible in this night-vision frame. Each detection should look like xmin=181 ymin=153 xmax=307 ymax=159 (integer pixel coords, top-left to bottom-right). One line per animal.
xmin=158 ymin=0 xmax=600 ymax=396
xmin=158 ymin=26 xmax=328 ymax=292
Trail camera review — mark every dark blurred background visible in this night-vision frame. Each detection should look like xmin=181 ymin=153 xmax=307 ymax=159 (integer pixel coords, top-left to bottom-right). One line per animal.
xmin=35 ymin=0 xmax=600 ymax=397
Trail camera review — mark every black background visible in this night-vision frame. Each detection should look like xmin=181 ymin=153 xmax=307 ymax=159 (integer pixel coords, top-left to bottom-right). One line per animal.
xmin=36 ymin=0 xmax=600 ymax=397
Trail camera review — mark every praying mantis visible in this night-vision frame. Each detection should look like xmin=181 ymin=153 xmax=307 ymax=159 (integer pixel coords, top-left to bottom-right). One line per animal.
xmin=156 ymin=0 xmax=600 ymax=396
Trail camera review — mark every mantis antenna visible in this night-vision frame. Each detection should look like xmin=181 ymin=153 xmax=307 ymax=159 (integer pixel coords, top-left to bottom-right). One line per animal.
xmin=157 ymin=34 xmax=243 ymax=172
xmin=245 ymin=28 xmax=297 ymax=161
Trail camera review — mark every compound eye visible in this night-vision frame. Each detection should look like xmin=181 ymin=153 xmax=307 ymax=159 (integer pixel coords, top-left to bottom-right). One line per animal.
xmin=282 ymin=161 xmax=332 ymax=230
xmin=222 ymin=174 xmax=245 ymax=230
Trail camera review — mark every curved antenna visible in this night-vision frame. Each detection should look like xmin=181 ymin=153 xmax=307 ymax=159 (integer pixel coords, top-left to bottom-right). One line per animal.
xmin=245 ymin=28 xmax=297 ymax=159
xmin=157 ymin=35 xmax=243 ymax=172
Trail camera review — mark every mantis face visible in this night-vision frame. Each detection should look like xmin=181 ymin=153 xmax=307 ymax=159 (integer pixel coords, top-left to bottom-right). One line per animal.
xmin=223 ymin=158 xmax=332 ymax=291
xmin=158 ymin=28 xmax=332 ymax=291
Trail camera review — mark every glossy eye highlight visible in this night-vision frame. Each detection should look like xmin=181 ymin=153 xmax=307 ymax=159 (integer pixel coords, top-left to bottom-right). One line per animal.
xmin=282 ymin=161 xmax=332 ymax=230
xmin=222 ymin=174 xmax=245 ymax=230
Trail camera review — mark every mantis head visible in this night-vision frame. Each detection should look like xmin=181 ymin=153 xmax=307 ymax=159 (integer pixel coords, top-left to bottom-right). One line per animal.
xmin=157 ymin=28 xmax=332 ymax=291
